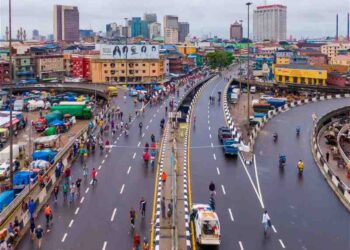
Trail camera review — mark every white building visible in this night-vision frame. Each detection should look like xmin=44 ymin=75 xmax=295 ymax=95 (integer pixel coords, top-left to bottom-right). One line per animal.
xmin=321 ymin=43 xmax=350 ymax=59
xmin=164 ymin=15 xmax=179 ymax=44
xmin=253 ymin=4 xmax=287 ymax=42
xmin=149 ymin=22 xmax=161 ymax=39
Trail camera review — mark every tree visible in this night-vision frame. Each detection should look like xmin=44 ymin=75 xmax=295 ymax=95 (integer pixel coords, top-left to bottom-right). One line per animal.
xmin=206 ymin=51 xmax=234 ymax=69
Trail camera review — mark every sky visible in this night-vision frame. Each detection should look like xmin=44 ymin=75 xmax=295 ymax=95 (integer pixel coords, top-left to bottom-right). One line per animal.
xmin=0 ymin=0 xmax=349 ymax=39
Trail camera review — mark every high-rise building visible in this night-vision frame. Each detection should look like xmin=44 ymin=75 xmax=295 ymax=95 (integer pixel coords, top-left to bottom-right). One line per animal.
xmin=230 ymin=21 xmax=243 ymax=41
xmin=143 ymin=13 xmax=157 ymax=23
xmin=178 ymin=22 xmax=190 ymax=43
xmin=164 ymin=15 xmax=179 ymax=44
xmin=53 ymin=5 xmax=80 ymax=42
xmin=106 ymin=23 xmax=122 ymax=38
xmin=80 ymin=29 xmax=94 ymax=39
xmin=253 ymin=4 xmax=287 ymax=42
xmin=131 ymin=17 xmax=142 ymax=37
xmin=149 ymin=22 xmax=161 ymax=39
xmin=141 ymin=20 xmax=150 ymax=39
xmin=32 ymin=29 xmax=40 ymax=40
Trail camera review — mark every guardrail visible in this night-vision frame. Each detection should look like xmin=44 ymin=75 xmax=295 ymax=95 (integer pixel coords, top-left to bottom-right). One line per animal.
xmin=312 ymin=106 xmax=350 ymax=211
xmin=337 ymin=124 xmax=350 ymax=166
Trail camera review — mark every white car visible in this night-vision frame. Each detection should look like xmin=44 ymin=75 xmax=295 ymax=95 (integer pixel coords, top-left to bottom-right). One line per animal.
xmin=260 ymin=94 xmax=273 ymax=101
xmin=191 ymin=203 xmax=221 ymax=246
xmin=0 ymin=162 xmax=11 ymax=178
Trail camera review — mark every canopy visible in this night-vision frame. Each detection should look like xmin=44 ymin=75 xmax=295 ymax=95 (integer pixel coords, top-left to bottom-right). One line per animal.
xmin=45 ymin=127 xmax=57 ymax=136
xmin=49 ymin=119 xmax=65 ymax=126
xmin=34 ymin=134 xmax=60 ymax=144
xmin=135 ymin=85 xmax=144 ymax=90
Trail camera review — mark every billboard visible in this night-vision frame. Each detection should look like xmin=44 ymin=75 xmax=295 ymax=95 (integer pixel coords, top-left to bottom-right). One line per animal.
xmin=100 ymin=44 xmax=160 ymax=59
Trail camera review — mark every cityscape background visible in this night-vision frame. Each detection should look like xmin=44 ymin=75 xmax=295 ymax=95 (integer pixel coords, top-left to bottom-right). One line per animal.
xmin=0 ymin=0 xmax=349 ymax=39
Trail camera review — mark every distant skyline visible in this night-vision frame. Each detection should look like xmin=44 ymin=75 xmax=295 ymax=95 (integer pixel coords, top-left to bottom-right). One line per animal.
xmin=0 ymin=0 xmax=349 ymax=40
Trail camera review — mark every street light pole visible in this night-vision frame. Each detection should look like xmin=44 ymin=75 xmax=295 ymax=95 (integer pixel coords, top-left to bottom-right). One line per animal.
xmin=246 ymin=2 xmax=252 ymax=122
xmin=124 ymin=18 xmax=128 ymax=86
xmin=239 ymin=20 xmax=243 ymax=91
xmin=8 ymin=0 xmax=14 ymax=189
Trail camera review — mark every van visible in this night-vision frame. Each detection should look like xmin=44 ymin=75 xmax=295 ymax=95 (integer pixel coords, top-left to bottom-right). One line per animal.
xmin=250 ymin=86 xmax=256 ymax=93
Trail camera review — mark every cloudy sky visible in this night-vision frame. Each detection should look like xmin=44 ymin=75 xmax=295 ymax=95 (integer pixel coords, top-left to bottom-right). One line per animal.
xmin=0 ymin=0 xmax=349 ymax=39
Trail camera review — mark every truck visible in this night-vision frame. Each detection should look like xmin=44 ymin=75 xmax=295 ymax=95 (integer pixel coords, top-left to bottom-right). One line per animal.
xmin=51 ymin=104 xmax=92 ymax=119
xmin=229 ymin=93 xmax=239 ymax=104
xmin=34 ymin=110 xmax=63 ymax=132
xmin=223 ymin=139 xmax=239 ymax=156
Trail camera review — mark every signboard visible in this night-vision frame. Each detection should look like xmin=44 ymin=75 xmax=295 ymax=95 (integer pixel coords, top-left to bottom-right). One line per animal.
xmin=99 ymin=44 xmax=160 ymax=59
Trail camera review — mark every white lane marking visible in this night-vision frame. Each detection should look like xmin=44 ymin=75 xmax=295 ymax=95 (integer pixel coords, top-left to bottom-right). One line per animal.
xmin=216 ymin=167 xmax=220 ymax=175
xmin=208 ymin=120 xmax=210 ymax=124
xmin=146 ymin=125 xmax=149 ymax=130
xmin=211 ymin=142 xmax=213 ymax=148
xmin=85 ymin=187 xmax=89 ymax=194
xmin=80 ymin=196 xmax=85 ymax=204
xmin=110 ymin=208 xmax=117 ymax=222
xmin=105 ymin=154 xmax=108 ymax=158
xmin=213 ymin=153 xmax=216 ymax=160
xmin=150 ymin=119 xmax=153 ymax=123
xmin=102 ymin=159 xmax=105 ymax=164
xmin=279 ymin=239 xmax=286 ymax=249
xmin=137 ymin=141 xmax=141 ymax=147
xmin=228 ymin=208 xmax=234 ymax=222
xmin=253 ymin=154 xmax=264 ymax=206
xmin=98 ymin=165 xmax=102 ymax=170
xmin=208 ymin=114 xmax=210 ymax=119
xmin=142 ymin=133 xmax=145 ymax=138
xmin=208 ymin=126 xmax=211 ymax=131
xmin=239 ymin=241 xmax=244 ymax=250
xmin=127 ymin=166 xmax=131 ymax=175
xmin=209 ymin=134 xmax=212 ymax=139
xmin=102 ymin=241 xmax=108 ymax=250
xmin=120 ymin=184 xmax=125 ymax=194
xmin=221 ymin=185 xmax=226 ymax=195
xmin=61 ymin=233 xmax=68 ymax=242
xmin=153 ymin=114 xmax=156 ymax=118
xmin=68 ymin=219 xmax=74 ymax=228
xmin=272 ymin=225 xmax=277 ymax=233
xmin=89 ymin=180 xmax=93 ymax=185
xmin=238 ymin=153 xmax=265 ymax=209
xmin=75 ymin=207 xmax=80 ymax=215
xmin=133 ymin=152 xmax=136 ymax=159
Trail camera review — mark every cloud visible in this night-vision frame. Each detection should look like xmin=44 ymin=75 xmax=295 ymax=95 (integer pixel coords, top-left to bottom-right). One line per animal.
xmin=0 ymin=0 xmax=349 ymax=39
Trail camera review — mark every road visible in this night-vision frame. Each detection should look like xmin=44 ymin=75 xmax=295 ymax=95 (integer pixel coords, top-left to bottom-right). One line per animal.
xmin=17 ymin=81 xmax=191 ymax=250
xmin=190 ymin=69 xmax=350 ymax=250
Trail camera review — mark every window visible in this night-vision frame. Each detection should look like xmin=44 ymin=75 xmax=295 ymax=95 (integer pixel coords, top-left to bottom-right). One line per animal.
xmin=301 ymin=77 xmax=305 ymax=84
xmin=152 ymin=70 xmax=156 ymax=73
xmin=143 ymin=70 xmax=146 ymax=73
xmin=285 ymin=76 xmax=289 ymax=82
xmin=129 ymin=70 xmax=134 ymax=74
xmin=110 ymin=63 xmax=115 ymax=67
xmin=142 ymin=64 xmax=146 ymax=67
xmin=121 ymin=70 xmax=125 ymax=73
xmin=318 ymin=79 xmax=323 ymax=84
xmin=104 ymin=64 xmax=107 ymax=67
xmin=104 ymin=70 xmax=108 ymax=74
xmin=135 ymin=70 xmax=139 ymax=73
xmin=105 ymin=77 xmax=110 ymax=81
xmin=111 ymin=70 xmax=116 ymax=75
xmin=135 ymin=64 xmax=139 ymax=66
xmin=151 ymin=63 xmax=155 ymax=66
xmin=121 ymin=64 xmax=125 ymax=67
xmin=278 ymin=76 xmax=282 ymax=82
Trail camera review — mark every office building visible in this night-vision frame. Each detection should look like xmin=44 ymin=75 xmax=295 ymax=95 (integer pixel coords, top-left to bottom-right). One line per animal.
xmin=53 ymin=5 xmax=80 ymax=42
xmin=164 ymin=15 xmax=179 ymax=44
xmin=131 ymin=17 xmax=142 ymax=37
xmin=32 ymin=29 xmax=40 ymax=40
xmin=178 ymin=22 xmax=190 ymax=43
xmin=143 ymin=13 xmax=157 ymax=23
xmin=106 ymin=23 xmax=123 ymax=38
xmin=141 ymin=20 xmax=150 ymax=39
xmin=321 ymin=43 xmax=350 ymax=59
xmin=80 ymin=29 xmax=94 ymax=39
xmin=230 ymin=21 xmax=243 ymax=41
xmin=149 ymin=22 xmax=161 ymax=39
xmin=253 ymin=4 xmax=287 ymax=42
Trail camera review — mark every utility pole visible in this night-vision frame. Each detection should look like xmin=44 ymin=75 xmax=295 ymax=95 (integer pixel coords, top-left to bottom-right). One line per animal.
xmin=239 ymin=20 xmax=243 ymax=91
xmin=8 ymin=0 xmax=14 ymax=189
xmin=246 ymin=2 xmax=252 ymax=122
xmin=124 ymin=18 xmax=128 ymax=86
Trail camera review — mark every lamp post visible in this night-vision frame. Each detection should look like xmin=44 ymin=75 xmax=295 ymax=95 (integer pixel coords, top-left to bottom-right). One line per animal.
xmin=124 ymin=18 xmax=128 ymax=86
xmin=246 ymin=2 xmax=252 ymax=122
xmin=239 ymin=19 xmax=243 ymax=91
xmin=8 ymin=0 xmax=14 ymax=189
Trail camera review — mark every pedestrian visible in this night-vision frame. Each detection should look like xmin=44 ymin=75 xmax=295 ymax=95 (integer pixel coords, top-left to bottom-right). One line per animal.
xmin=161 ymin=171 xmax=167 ymax=187
xmin=83 ymin=163 xmax=88 ymax=178
xmin=91 ymin=168 xmax=97 ymax=185
xmin=209 ymin=181 xmax=216 ymax=196
xmin=120 ymin=111 xmax=123 ymax=120
xmin=124 ymin=94 xmax=127 ymax=103
xmin=53 ymin=184 xmax=59 ymax=203
xmin=130 ymin=207 xmax=136 ymax=230
xmin=142 ymin=237 xmax=149 ymax=250
xmin=167 ymin=199 xmax=173 ymax=219
xmin=63 ymin=182 xmax=69 ymax=202
xmin=28 ymin=199 xmax=35 ymax=219
xmin=30 ymin=217 xmax=36 ymax=240
xmin=44 ymin=204 xmax=52 ymax=232
xmin=70 ymin=182 xmax=76 ymax=203
xmin=262 ymin=210 xmax=271 ymax=237
xmin=76 ymin=178 xmax=82 ymax=198
xmin=161 ymin=197 xmax=166 ymax=218
xmin=35 ymin=225 xmax=44 ymax=249
xmin=133 ymin=233 xmax=141 ymax=250
xmin=139 ymin=197 xmax=146 ymax=218
xmin=326 ymin=151 xmax=330 ymax=162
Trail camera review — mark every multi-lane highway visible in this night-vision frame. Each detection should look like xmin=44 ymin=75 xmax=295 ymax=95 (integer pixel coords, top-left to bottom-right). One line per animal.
xmin=17 ymin=82 xmax=190 ymax=250
xmin=190 ymin=69 xmax=350 ymax=250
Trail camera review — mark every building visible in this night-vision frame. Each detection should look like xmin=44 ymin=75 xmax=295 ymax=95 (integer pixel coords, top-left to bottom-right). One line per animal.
xmin=80 ymin=29 xmax=94 ymax=39
xmin=90 ymin=59 xmax=165 ymax=83
xmin=35 ymin=55 xmax=64 ymax=81
xmin=253 ymin=4 xmax=287 ymax=42
xmin=12 ymin=55 xmax=36 ymax=82
xmin=131 ymin=17 xmax=142 ymax=37
xmin=164 ymin=15 xmax=179 ymax=44
xmin=299 ymin=49 xmax=328 ymax=65
xmin=321 ymin=43 xmax=350 ymax=59
xmin=141 ymin=20 xmax=150 ymax=39
xmin=330 ymin=55 xmax=350 ymax=68
xmin=32 ymin=29 xmax=40 ymax=40
xmin=274 ymin=64 xmax=327 ymax=86
xmin=177 ymin=45 xmax=197 ymax=55
xmin=53 ymin=5 xmax=80 ymax=42
xmin=327 ymin=72 xmax=350 ymax=87
xmin=149 ymin=22 xmax=161 ymax=39
xmin=230 ymin=21 xmax=243 ymax=41
xmin=70 ymin=55 xmax=93 ymax=80
xmin=143 ymin=13 xmax=157 ymax=23
xmin=178 ymin=22 xmax=190 ymax=43
xmin=0 ymin=61 xmax=10 ymax=84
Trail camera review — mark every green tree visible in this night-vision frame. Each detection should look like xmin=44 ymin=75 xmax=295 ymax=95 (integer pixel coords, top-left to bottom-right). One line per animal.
xmin=206 ymin=51 xmax=234 ymax=69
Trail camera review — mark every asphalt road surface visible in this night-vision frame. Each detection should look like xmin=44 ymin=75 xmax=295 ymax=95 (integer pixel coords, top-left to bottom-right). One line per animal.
xmin=17 ymin=83 xmax=189 ymax=250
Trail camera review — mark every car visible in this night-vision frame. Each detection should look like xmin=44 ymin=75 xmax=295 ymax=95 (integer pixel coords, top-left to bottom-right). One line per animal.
xmin=218 ymin=127 xmax=233 ymax=142
xmin=223 ymin=139 xmax=239 ymax=156
xmin=250 ymin=86 xmax=256 ymax=93
xmin=191 ymin=203 xmax=221 ymax=246
xmin=242 ymin=88 xmax=248 ymax=93
xmin=260 ymin=94 xmax=273 ymax=101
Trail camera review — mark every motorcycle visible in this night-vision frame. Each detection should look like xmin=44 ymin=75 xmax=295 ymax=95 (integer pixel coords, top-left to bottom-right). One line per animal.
xmin=279 ymin=155 xmax=286 ymax=168
xmin=296 ymin=127 xmax=300 ymax=137
xmin=273 ymin=133 xmax=278 ymax=142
